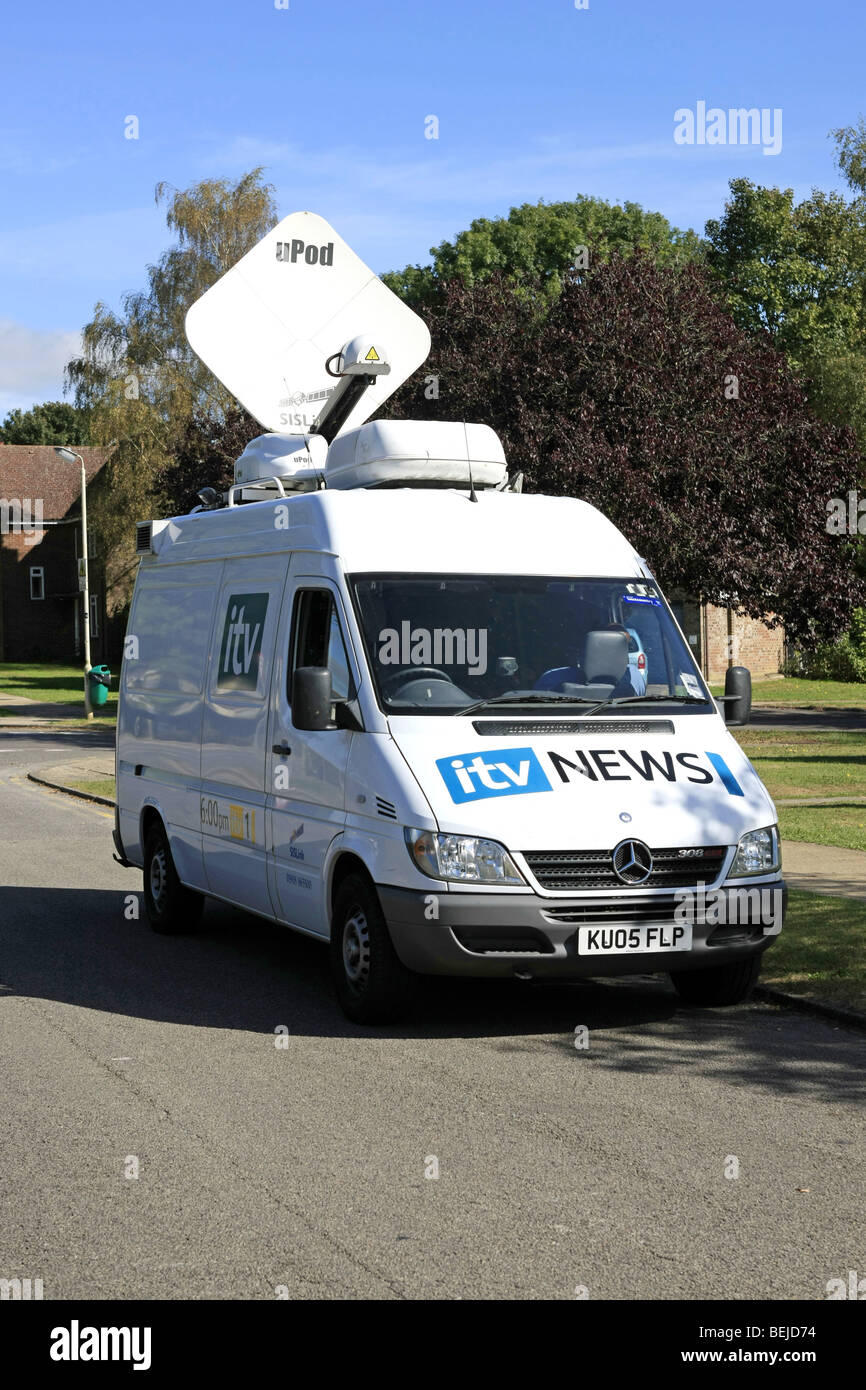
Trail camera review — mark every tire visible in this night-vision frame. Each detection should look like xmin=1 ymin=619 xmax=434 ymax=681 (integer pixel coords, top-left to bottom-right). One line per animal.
xmin=670 ymin=953 xmax=762 ymax=1006
xmin=142 ymin=822 xmax=204 ymax=935
xmin=330 ymin=873 xmax=416 ymax=1024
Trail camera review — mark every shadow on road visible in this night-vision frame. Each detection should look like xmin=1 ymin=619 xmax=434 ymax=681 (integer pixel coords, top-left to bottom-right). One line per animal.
xmin=1 ymin=883 xmax=865 ymax=1103
xmin=749 ymin=708 xmax=866 ymax=731
xmin=0 ymin=728 xmax=115 ymax=751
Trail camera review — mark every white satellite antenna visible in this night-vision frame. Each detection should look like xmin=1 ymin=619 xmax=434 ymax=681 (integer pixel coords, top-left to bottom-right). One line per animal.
xmin=185 ymin=211 xmax=431 ymax=439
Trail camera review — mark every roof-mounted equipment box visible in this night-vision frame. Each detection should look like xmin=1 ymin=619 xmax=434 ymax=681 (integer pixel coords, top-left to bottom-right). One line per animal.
xmin=324 ymin=419 xmax=507 ymax=491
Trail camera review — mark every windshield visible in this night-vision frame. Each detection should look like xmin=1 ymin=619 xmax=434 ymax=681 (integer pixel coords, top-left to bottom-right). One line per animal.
xmin=351 ymin=574 xmax=711 ymax=715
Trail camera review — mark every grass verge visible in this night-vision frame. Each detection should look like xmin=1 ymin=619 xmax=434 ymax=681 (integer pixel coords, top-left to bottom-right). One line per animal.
xmin=0 ymin=662 xmax=117 ymax=717
xmin=731 ymin=728 xmax=866 ymax=800
xmin=777 ymin=807 xmax=866 ymax=854
xmin=761 ymin=889 xmax=866 ymax=1011
xmin=65 ymin=778 xmax=116 ymax=801
xmin=730 ymin=728 xmax=866 ymax=850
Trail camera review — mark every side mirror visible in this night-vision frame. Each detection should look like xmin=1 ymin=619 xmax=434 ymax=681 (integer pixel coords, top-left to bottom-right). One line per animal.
xmin=723 ymin=665 xmax=751 ymax=726
xmin=292 ymin=666 xmax=332 ymax=730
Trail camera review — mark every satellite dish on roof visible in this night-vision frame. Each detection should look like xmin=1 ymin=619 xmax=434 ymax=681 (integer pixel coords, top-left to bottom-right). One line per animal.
xmin=185 ymin=211 xmax=431 ymax=438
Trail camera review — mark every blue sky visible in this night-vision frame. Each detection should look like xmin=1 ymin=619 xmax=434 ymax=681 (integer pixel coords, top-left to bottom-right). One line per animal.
xmin=1 ymin=0 xmax=863 ymax=414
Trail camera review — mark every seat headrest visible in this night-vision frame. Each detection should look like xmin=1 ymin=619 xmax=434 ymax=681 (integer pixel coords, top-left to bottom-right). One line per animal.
xmin=582 ymin=630 xmax=628 ymax=684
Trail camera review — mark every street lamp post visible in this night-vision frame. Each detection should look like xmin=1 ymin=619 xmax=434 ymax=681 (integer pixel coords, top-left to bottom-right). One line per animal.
xmin=54 ymin=447 xmax=92 ymax=720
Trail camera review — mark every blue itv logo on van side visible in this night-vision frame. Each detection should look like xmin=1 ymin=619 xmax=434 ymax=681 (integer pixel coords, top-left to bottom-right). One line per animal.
xmin=436 ymin=747 xmax=553 ymax=803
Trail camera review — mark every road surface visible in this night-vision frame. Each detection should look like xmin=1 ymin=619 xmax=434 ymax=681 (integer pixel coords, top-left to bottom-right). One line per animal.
xmin=1 ymin=732 xmax=864 ymax=1300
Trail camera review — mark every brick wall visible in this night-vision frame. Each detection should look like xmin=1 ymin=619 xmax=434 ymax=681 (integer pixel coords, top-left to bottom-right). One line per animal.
xmin=703 ymin=603 xmax=784 ymax=682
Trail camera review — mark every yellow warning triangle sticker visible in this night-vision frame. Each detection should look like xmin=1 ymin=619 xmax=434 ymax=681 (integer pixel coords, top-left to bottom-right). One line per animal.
xmin=364 ymin=346 xmax=380 ymax=361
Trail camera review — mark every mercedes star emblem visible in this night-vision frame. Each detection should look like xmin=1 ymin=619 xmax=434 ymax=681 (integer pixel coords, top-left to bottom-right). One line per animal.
xmin=611 ymin=838 xmax=654 ymax=885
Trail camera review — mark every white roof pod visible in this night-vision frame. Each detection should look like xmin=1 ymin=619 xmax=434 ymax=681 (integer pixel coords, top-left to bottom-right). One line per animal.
xmin=325 ymin=420 xmax=507 ymax=491
xmin=234 ymin=433 xmax=327 ymax=492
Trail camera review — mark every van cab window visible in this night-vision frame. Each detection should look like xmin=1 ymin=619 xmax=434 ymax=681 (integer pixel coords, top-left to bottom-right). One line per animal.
xmin=352 ymin=573 xmax=710 ymax=715
xmin=290 ymin=590 xmax=352 ymax=701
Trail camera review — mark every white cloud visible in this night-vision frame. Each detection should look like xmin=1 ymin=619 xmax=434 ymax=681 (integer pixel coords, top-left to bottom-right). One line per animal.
xmin=0 ymin=320 xmax=82 ymax=416
xmin=198 ymin=130 xmax=706 ymax=270
xmin=202 ymin=128 xmax=815 ymax=261
xmin=205 ymin=131 xmax=691 ymax=205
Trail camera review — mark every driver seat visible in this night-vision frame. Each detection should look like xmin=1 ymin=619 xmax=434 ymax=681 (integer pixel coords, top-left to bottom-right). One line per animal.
xmin=559 ymin=629 xmax=629 ymax=700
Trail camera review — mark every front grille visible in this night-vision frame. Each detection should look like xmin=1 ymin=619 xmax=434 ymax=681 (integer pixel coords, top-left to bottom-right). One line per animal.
xmin=523 ymin=846 xmax=727 ymax=891
xmin=473 ymin=719 xmax=675 ymax=736
xmin=543 ymin=896 xmax=684 ymax=925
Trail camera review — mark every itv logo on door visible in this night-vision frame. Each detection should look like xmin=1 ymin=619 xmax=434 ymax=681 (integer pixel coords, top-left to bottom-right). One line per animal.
xmin=436 ymin=748 xmax=552 ymax=803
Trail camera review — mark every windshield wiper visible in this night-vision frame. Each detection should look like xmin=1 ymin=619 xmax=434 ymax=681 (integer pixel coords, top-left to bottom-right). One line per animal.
xmin=452 ymin=693 xmax=603 ymax=717
xmin=580 ymin=693 xmax=708 ymax=717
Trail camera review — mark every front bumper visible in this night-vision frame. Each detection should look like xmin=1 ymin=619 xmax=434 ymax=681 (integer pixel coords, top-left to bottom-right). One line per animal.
xmin=379 ymin=880 xmax=787 ymax=979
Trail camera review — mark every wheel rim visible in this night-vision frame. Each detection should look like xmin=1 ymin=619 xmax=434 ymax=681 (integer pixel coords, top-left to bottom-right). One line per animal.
xmin=343 ymin=907 xmax=371 ymax=987
xmin=149 ymin=846 xmax=167 ymax=912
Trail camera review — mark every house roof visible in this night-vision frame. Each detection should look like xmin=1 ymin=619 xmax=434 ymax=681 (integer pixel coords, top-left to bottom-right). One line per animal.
xmin=0 ymin=445 xmax=110 ymax=520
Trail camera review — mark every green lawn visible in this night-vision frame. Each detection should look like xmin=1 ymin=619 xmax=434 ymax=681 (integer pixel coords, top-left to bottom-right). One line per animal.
xmin=777 ymin=807 xmax=866 ymax=854
xmin=710 ymin=676 xmax=865 ymax=706
xmin=761 ymin=889 xmax=866 ymax=1011
xmin=0 ymin=662 xmax=117 ymax=717
xmin=731 ymin=729 xmax=866 ymax=799
xmin=731 ymin=729 xmax=866 ymax=852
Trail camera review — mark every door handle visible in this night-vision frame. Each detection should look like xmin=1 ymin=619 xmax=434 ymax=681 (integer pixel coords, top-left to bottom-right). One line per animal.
xmin=272 ymin=743 xmax=292 ymax=756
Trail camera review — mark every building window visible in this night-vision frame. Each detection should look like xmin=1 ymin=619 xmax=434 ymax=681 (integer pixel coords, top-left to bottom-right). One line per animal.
xmin=30 ymin=567 xmax=45 ymax=600
xmin=89 ymin=593 xmax=99 ymax=638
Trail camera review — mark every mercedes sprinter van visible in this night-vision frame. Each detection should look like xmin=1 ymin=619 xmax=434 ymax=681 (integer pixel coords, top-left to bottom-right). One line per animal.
xmin=113 ymin=213 xmax=786 ymax=1022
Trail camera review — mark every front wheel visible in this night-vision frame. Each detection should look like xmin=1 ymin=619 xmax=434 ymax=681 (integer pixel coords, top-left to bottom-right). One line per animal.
xmin=330 ymin=873 xmax=416 ymax=1024
xmin=143 ymin=822 xmax=204 ymax=935
xmin=670 ymin=954 xmax=762 ymax=1006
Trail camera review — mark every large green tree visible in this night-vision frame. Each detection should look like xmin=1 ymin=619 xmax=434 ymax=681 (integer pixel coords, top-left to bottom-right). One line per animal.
xmin=384 ymin=257 xmax=863 ymax=645
xmin=705 ymin=180 xmax=866 ymax=357
xmin=0 ymin=400 xmax=91 ymax=445
xmin=706 ymin=126 xmax=866 ymax=446
xmin=383 ymin=196 xmax=703 ymax=307
xmin=65 ymin=170 xmax=278 ymax=614
xmin=67 ymin=169 xmax=277 ymax=419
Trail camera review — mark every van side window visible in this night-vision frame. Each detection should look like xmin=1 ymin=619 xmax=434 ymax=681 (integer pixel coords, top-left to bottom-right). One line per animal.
xmin=290 ymin=590 xmax=352 ymax=702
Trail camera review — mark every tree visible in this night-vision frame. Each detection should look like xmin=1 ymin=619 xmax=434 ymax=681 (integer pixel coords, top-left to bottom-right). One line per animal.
xmin=65 ymin=170 xmax=278 ymax=616
xmin=705 ymin=178 xmax=866 ymax=361
xmin=161 ymin=405 xmax=261 ymax=516
xmin=705 ymin=169 xmax=866 ymax=447
xmin=384 ymin=256 xmax=864 ymax=645
xmin=382 ymin=196 xmax=703 ymax=307
xmin=832 ymin=115 xmax=866 ymax=196
xmin=0 ymin=400 xmax=91 ymax=445
xmin=67 ymin=169 xmax=277 ymax=419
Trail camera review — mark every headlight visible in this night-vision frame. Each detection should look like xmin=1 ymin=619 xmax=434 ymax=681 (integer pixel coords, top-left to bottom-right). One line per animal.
xmin=729 ymin=825 xmax=780 ymax=878
xmin=404 ymin=828 xmax=525 ymax=885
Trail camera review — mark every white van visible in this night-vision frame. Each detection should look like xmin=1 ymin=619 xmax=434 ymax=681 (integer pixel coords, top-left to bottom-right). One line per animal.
xmin=113 ymin=213 xmax=786 ymax=1022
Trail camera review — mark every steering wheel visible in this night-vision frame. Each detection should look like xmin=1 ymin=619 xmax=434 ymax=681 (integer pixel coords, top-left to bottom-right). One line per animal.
xmin=381 ymin=666 xmax=457 ymax=689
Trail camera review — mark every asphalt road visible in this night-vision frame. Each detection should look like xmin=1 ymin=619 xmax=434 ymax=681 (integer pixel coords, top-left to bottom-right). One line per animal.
xmin=1 ymin=734 xmax=865 ymax=1301
xmin=748 ymin=707 xmax=866 ymax=731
